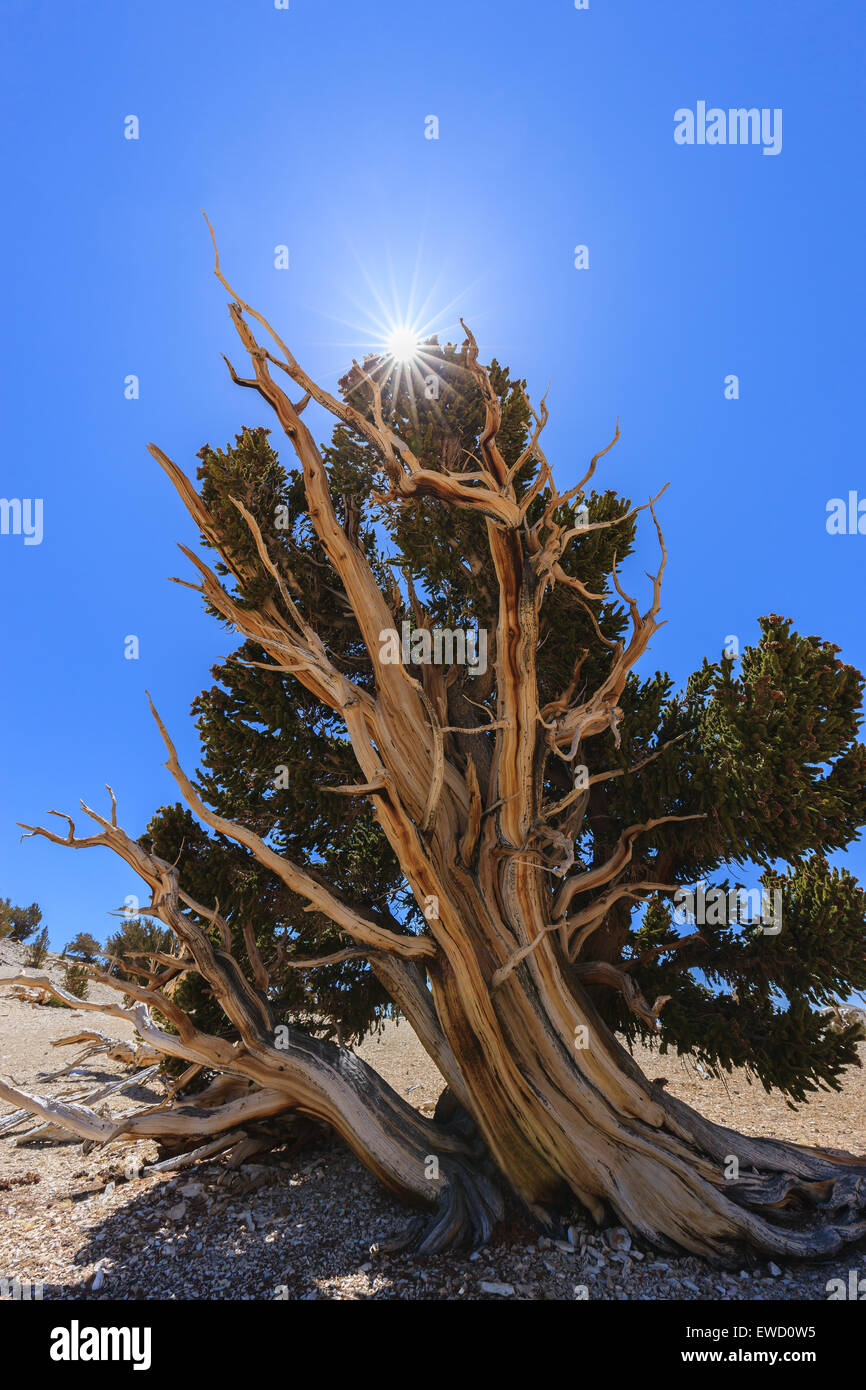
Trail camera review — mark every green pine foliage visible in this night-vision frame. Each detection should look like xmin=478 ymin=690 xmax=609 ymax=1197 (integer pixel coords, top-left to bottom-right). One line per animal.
xmin=0 ymin=897 xmax=42 ymax=943
xmin=24 ymin=927 xmax=49 ymax=969
xmin=65 ymin=932 xmax=102 ymax=962
xmin=104 ymin=916 xmax=175 ymax=986
xmin=61 ymin=960 xmax=90 ymax=1000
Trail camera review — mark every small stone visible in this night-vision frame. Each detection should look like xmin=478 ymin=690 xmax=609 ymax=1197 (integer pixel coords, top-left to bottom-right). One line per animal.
xmin=479 ymin=1281 xmax=515 ymax=1296
xmin=768 ymin=1262 xmax=782 ymax=1278
xmin=167 ymin=1202 xmax=186 ymax=1222
xmin=606 ymin=1227 xmax=631 ymax=1252
xmin=91 ymin=1269 xmax=105 ymax=1292
xmin=179 ymin=1181 xmax=203 ymax=1198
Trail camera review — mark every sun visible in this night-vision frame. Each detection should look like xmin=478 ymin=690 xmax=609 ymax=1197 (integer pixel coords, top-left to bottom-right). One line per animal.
xmin=384 ymin=324 xmax=422 ymax=364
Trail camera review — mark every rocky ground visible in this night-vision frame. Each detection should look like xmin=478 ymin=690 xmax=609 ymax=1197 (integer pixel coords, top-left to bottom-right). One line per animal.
xmin=1 ymin=938 xmax=864 ymax=1301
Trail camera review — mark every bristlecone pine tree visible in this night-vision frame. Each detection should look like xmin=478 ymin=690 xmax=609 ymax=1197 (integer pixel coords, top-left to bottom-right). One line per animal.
xmin=3 ymin=228 xmax=866 ymax=1263
xmin=0 ymin=896 xmax=42 ymax=943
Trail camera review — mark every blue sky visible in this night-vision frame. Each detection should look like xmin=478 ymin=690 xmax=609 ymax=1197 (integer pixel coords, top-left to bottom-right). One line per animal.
xmin=0 ymin=0 xmax=864 ymax=950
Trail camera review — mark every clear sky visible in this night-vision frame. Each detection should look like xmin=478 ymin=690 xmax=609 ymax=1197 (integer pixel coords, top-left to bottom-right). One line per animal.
xmin=1 ymin=0 xmax=864 ymax=950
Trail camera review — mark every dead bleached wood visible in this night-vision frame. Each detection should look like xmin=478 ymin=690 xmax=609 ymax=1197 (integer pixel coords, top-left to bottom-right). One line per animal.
xmin=0 ymin=1077 xmax=117 ymax=1143
xmin=6 ymin=1065 xmax=162 ymax=1144
xmin=49 ymin=1031 xmax=163 ymax=1072
xmin=144 ymin=1129 xmax=249 ymax=1174
xmin=0 ymin=1065 xmax=161 ymax=1138
xmin=6 ymin=984 xmax=52 ymax=1004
